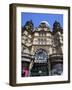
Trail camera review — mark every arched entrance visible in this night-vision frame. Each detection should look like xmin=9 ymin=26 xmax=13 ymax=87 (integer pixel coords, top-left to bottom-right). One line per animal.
xmin=31 ymin=48 xmax=49 ymax=76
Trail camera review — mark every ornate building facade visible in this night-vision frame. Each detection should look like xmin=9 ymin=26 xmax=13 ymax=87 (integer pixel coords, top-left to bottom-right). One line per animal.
xmin=21 ymin=20 xmax=63 ymax=77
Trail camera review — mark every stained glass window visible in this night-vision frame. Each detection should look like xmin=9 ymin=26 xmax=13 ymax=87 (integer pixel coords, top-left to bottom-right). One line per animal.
xmin=35 ymin=49 xmax=48 ymax=61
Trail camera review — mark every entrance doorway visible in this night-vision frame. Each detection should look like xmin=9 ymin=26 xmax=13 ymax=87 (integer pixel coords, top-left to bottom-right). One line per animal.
xmin=31 ymin=48 xmax=48 ymax=76
xmin=31 ymin=63 xmax=48 ymax=76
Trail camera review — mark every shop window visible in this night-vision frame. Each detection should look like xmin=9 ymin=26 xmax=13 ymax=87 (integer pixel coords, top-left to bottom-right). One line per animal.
xmin=51 ymin=63 xmax=63 ymax=75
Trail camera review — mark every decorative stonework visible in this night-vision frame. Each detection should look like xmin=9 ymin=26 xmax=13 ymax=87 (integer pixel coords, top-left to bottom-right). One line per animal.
xmin=21 ymin=20 xmax=63 ymax=77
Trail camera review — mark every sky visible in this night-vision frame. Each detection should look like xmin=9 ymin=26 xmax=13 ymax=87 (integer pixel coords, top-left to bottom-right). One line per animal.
xmin=21 ymin=12 xmax=63 ymax=30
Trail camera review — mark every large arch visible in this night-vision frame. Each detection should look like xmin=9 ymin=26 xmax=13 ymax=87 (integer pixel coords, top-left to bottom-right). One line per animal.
xmin=30 ymin=48 xmax=49 ymax=76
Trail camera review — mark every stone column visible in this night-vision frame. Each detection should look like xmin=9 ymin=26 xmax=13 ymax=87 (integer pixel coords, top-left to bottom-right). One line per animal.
xmin=47 ymin=59 xmax=51 ymax=76
xmin=29 ymin=60 xmax=34 ymax=76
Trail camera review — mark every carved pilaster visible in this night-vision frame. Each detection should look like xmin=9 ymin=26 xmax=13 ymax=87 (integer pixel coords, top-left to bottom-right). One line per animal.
xmin=29 ymin=60 xmax=34 ymax=76
xmin=47 ymin=59 xmax=51 ymax=76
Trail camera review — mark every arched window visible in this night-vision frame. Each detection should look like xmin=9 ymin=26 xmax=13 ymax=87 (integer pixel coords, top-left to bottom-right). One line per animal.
xmin=38 ymin=38 xmax=47 ymax=45
xmin=35 ymin=49 xmax=48 ymax=61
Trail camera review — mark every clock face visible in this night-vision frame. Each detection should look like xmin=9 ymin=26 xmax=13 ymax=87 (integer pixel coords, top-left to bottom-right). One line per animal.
xmin=35 ymin=49 xmax=48 ymax=61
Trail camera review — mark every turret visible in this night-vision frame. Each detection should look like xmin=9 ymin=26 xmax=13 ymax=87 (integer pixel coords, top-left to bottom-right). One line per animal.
xmin=53 ymin=20 xmax=63 ymax=34
xmin=22 ymin=20 xmax=34 ymax=33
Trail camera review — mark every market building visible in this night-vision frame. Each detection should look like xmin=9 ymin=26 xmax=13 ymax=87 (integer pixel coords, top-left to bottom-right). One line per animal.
xmin=21 ymin=20 xmax=63 ymax=77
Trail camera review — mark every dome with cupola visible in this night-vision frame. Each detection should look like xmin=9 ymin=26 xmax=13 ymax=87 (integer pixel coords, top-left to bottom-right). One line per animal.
xmin=39 ymin=21 xmax=51 ymax=28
